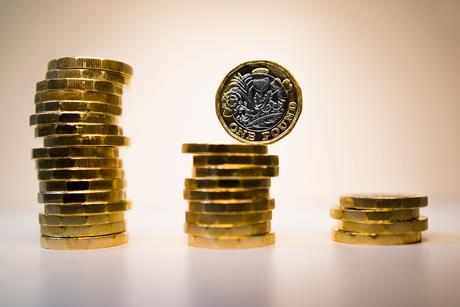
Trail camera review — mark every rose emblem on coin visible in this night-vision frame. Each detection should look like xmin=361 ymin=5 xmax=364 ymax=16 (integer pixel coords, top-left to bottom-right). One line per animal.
xmin=216 ymin=60 xmax=302 ymax=144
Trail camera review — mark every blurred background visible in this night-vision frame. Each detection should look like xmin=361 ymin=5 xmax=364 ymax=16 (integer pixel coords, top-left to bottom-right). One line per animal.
xmin=0 ymin=0 xmax=459 ymax=233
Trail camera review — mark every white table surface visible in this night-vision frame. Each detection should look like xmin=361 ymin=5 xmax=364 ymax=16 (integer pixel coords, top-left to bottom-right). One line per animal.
xmin=1 ymin=205 xmax=459 ymax=307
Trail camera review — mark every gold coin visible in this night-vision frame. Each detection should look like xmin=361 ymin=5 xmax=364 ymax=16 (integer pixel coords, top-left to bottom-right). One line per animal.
xmin=331 ymin=228 xmax=422 ymax=245
xmin=185 ymin=177 xmax=271 ymax=189
xmin=337 ymin=216 xmax=428 ymax=234
xmin=37 ymin=168 xmax=124 ymax=180
xmin=46 ymin=69 xmax=131 ymax=85
xmin=35 ymin=124 xmax=123 ymax=137
xmin=182 ymin=143 xmax=268 ymax=154
xmin=40 ymin=232 xmax=128 ymax=250
xmin=216 ymin=60 xmax=302 ymax=144
xmin=39 ymin=178 xmax=125 ymax=192
xmin=35 ymin=89 xmax=122 ymax=105
xmin=193 ymin=154 xmax=279 ymax=166
xmin=340 ymin=194 xmax=428 ymax=209
xmin=43 ymin=135 xmax=130 ymax=147
xmin=185 ymin=221 xmax=270 ymax=237
xmin=36 ymin=79 xmax=123 ymax=95
xmin=188 ymin=199 xmax=275 ymax=213
xmin=48 ymin=57 xmax=133 ymax=76
xmin=36 ymin=157 xmax=122 ymax=169
xmin=188 ymin=232 xmax=275 ymax=249
xmin=192 ymin=165 xmax=279 ymax=177
xmin=39 ymin=212 xmax=124 ymax=226
xmin=35 ymin=101 xmax=122 ymax=116
xmin=330 ymin=206 xmax=420 ymax=222
xmin=38 ymin=190 xmax=126 ymax=204
xmin=41 ymin=221 xmax=126 ymax=237
xmin=44 ymin=201 xmax=131 ymax=215
xmin=186 ymin=210 xmax=272 ymax=226
xmin=30 ymin=112 xmax=117 ymax=125
xmin=183 ymin=188 xmax=270 ymax=201
xmin=32 ymin=146 xmax=119 ymax=158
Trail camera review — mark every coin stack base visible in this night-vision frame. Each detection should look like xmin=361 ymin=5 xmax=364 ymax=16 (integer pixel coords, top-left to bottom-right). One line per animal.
xmin=330 ymin=194 xmax=429 ymax=246
xmin=31 ymin=57 xmax=133 ymax=250
xmin=182 ymin=143 xmax=278 ymax=249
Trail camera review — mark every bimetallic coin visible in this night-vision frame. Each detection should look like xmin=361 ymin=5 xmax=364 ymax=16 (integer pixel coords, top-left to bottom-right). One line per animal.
xmin=182 ymin=143 xmax=267 ymax=154
xmin=39 ymin=212 xmax=124 ymax=226
xmin=35 ymin=124 xmax=123 ymax=137
xmin=35 ymin=101 xmax=122 ymax=116
xmin=340 ymin=194 xmax=428 ymax=209
xmin=46 ymin=69 xmax=131 ymax=85
xmin=185 ymin=222 xmax=271 ymax=237
xmin=30 ymin=112 xmax=117 ymax=125
xmin=330 ymin=206 xmax=420 ymax=222
xmin=37 ymin=168 xmax=124 ymax=180
xmin=36 ymin=79 xmax=123 ymax=95
xmin=192 ymin=165 xmax=279 ymax=177
xmin=32 ymin=146 xmax=119 ymax=158
xmin=193 ymin=154 xmax=279 ymax=166
xmin=186 ymin=210 xmax=272 ymax=226
xmin=39 ymin=179 xmax=126 ymax=192
xmin=43 ymin=135 xmax=130 ymax=147
xmin=188 ymin=199 xmax=275 ymax=213
xmin=216 ymin=60 xmax=302 ymax=144
xmin=36 ymin=157 xmax=122 ymax=169
xmin=38 ymin=190 xmax=126 ymax=204
xmin=48 ymin=57 xmax=133 ymax=76
xmin=188 ymin=233 xmax=275 ymax=249
xmin=331 ymin=228 xmax=422 ymax=245
xmin=45 ymin=201 xmax=131 ymax=215
xmin=35 ymin=89 xmax=122 ymax=105
xmin=40 ymin=232 xmax=128 ymax=250
xmin=337 ymin=216 xmax=428 ymax=234
xmin=185 ymin=178 xmax=271 ymax=189
xmin=41 ymin=221 xmax=126 ymax=237
xmin=183 ymin=188 xmax=270 ymax=201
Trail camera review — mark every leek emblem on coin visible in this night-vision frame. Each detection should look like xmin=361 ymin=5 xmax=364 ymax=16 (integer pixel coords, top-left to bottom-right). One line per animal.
xmin=216 ymin=60 xmax=302 ymax=144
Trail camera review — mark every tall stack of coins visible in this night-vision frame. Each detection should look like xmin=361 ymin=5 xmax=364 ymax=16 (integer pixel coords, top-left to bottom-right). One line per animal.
xmin=330 ymin=194 xmax=429 ymax=245
xmin=30 ymin=57 xmax=133 ymax=250
xmin=182 ymin=144 xmax=278 ymax=248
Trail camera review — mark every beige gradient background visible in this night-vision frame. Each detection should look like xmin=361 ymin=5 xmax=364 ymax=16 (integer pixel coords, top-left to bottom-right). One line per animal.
xmin=0 ymin=0 xmax=459 ymax=228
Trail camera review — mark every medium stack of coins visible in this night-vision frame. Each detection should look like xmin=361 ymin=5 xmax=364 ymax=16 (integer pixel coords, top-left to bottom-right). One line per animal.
xmin=30 ymin=57 xmax=133 ymax=250
xmin=182 ymin=144 xmax=278 ymax=249
xmin=330 ymin=194 xmax=428 ymax=245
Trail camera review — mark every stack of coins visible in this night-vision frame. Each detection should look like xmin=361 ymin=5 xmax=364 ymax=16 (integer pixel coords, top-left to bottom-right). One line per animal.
xmin=330 ymin=194 xmax=429 ymax=245
xmin=30 ymin=57 xmax=133 ymax=250
xmin=182 ymin=143 xmax=278 ymax=249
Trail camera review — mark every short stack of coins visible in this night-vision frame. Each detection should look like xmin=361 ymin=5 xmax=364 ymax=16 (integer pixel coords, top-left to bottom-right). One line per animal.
xmin=30 ymin=57 xmax=133 ymax=250
xmin=330 ymin=194 xmax=429 ymax=245
xmin=182 ymin=143 xmax=278 ymax=249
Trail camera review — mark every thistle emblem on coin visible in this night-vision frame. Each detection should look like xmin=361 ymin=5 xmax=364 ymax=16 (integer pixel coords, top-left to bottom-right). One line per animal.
xmin=216 ymin=60 xmax=302 ymax=144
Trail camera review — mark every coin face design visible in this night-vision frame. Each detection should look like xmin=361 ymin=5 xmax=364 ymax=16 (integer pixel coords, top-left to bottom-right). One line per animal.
xmin=216 ymin=60 xmax=302 ymax=144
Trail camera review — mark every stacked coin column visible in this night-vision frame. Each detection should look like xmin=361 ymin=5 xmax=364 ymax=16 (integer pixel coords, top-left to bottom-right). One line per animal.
xmin=30 ymin=57 xmax=133 ymax=250
xmin=330 ymin=194 xmax=428 ymax=245
xmin=182 ymin=143 xmax=278 ymax=249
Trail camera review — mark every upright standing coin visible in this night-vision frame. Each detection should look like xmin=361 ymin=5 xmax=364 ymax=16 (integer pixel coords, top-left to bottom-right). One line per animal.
xmin=216 ymin=60 xmax=302 ymax=144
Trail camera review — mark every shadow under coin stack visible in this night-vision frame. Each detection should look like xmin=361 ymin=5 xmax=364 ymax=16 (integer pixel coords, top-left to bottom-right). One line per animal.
xmin=330 ymin=194 xmax=428 ymax=245
xmin=30 ymin=57 xmax=133 ymax=250
xmin=182 ymin=143 xmax=278 ymax=249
